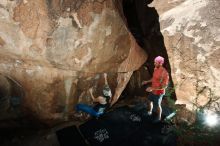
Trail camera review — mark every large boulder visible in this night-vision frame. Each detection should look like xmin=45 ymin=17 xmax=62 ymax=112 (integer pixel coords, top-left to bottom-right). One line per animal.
xmin=0 ymin=0 xmax=147 ymax=126
xmin=152 ymin=0 xmax=220 ymax=110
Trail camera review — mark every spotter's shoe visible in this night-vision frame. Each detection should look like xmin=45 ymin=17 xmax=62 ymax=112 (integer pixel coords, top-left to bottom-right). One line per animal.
xmin=147 ymin=111 xmax=152 ymax=116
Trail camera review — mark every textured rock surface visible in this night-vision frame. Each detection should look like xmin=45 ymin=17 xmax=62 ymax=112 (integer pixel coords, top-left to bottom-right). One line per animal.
xmin=0 ymin=0 xmax=147 ymax=125
xmin=152 ymin=0 xmax=220 ymax=109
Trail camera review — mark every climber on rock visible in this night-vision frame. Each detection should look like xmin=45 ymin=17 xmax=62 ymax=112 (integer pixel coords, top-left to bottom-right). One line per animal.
xmin=74 ymin=73 xmax=112 ymax=119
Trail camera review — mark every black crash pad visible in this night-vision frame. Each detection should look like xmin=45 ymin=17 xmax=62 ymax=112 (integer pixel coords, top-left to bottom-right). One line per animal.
xmin=57 ymin=105 xmax=176 ymax=146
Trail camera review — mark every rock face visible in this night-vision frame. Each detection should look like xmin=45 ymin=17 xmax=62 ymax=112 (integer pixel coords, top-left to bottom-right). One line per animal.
xmin=0 ymin=0 xmax=147 ymax=126
xmin=152 ymin=0 xmax=220 ymax=110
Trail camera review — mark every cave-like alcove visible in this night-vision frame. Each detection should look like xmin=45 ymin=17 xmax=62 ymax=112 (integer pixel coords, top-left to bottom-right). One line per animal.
xmin=0 ymin=74 xmax=26 ymax=128
xmin=121 ymin=0 xmax=176 ymax=100
xmin=0 ymin=75 xmax=11 ymax=112
xmin=122 ymin=0 xmax=145 ymax=48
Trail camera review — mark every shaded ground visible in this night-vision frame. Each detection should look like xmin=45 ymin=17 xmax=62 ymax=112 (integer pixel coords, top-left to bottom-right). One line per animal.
xmin=77 ymin=105 xmax=176 ymax=146
xmin=0 ymin=96 xmax=175 ymax=146
xmin=175 ymin=121 xmax=220 ymax=146
xmin=0 ymin=96 xmax=219 ymax=146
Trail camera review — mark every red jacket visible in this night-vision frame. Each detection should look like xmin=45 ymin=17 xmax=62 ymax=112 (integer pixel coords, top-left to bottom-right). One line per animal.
xmin=152 ymin=67 xmax=169 ymax=95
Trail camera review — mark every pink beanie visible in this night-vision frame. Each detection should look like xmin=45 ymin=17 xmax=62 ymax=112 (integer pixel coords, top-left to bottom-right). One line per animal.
xmin=154 ymin=56 xmax=164 ymax=64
